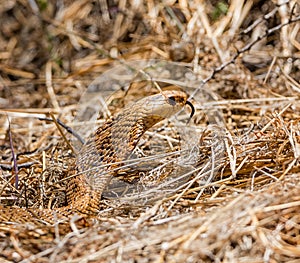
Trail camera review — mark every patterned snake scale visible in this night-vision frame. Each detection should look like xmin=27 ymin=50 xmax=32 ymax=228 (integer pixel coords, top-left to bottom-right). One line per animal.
xmin=0 ymin=90 xmax=193 ymax=225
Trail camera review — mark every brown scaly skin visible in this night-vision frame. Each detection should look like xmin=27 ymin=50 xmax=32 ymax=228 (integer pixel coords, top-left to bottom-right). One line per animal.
xmin=0 ymin=90 xmax=192 ymax=224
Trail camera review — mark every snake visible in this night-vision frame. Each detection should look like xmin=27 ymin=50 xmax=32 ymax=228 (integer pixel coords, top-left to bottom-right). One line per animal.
xmin=0 ymin=90 xmax=194 ymax=225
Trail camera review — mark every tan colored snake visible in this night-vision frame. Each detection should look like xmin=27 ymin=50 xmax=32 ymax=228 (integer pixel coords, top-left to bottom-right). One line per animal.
xmin=0 ymin=90 xmax=194 ymax=224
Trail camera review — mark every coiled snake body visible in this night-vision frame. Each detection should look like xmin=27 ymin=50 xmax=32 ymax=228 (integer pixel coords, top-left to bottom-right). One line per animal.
xmin=1 ymin=90 xmax=193 ymax=224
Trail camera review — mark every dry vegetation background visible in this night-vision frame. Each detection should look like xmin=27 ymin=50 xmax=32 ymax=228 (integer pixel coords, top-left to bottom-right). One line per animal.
xmin=1 ymin=0 xmax=300 ymax=262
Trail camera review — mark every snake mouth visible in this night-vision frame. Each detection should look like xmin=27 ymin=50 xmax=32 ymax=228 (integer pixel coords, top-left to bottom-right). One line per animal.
xmin=185 ymin=100 xmax=195 ymax=122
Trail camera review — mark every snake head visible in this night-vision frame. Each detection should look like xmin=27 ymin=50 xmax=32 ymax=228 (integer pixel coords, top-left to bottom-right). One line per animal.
xmin=138 ymin=90 xmax=194 ymax=129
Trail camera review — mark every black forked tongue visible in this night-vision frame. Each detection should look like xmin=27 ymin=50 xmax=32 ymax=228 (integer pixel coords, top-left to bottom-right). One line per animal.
xmin=185 ymin=100 xmax=195 ymax=123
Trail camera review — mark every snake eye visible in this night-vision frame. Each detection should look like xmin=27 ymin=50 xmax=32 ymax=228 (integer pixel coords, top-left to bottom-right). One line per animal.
xmin=168 ymin=96 xmax=177 ymax=106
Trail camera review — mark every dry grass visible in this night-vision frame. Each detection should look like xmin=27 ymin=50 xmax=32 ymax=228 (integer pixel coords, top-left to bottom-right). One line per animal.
xmin=1 ymin=0 xmax=300 ymax=262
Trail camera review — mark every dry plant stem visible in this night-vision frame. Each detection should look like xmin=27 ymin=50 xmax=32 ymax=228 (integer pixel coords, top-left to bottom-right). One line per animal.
xmin=46 ymin=61 xmax=60 ymax=110
xmin=290 ymin=21 xmax=300 ymax=49
xmin=224 ymin=131 xmax=237 ymax=179
xmin=165 ymin=6 xmax=185 ymax=33
xmin=260 ymin=199 xmax=300 ymax=213
xmin=264 ymin=56 xmax=277 ymax=84
xmin=280 ymin=64 xmax=300 ymax=92
xmin=278 ymin=0 xmax=294 ymax=74
xmin=7 ymin=117 xmax=19 ymax=189
xmin=200 ymin=97 xmax=297 ymax=109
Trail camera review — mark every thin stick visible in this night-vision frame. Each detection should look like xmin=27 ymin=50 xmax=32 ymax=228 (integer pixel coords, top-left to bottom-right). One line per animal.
xmin=49 ymin=112 xmax=77 ymax=155
xmin=38 ymin=117 xmax=85 ymax=145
